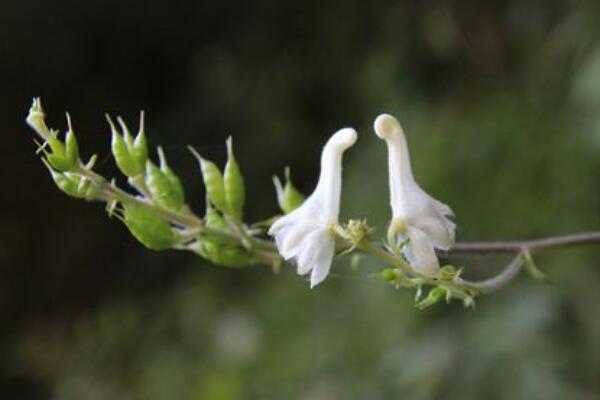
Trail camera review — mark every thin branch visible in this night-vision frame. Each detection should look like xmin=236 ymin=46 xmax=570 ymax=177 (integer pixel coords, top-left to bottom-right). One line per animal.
xmin=458 ymin=254 xmax=524 ymax=293
xmin=447 ymin=231 xmax=600 ymax=254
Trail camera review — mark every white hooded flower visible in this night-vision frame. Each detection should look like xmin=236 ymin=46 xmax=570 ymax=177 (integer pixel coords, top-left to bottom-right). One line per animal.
xmin=374 ymin=114 xmax=455 ymax=276
xmin=268 ymin=128 xmax=358 ymax=287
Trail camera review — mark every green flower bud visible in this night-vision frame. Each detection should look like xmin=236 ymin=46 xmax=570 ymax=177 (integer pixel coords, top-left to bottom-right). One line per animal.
xmin=43 ymin=160 xmax=101 ymax=200
xmin=26 ymin=98 xmax=50 ymax=139
xmin=64 ymin=113 xmax=80 ymax=168
xmin=439 ymin=265 xmax=459 ymax=281
xmin=108 ymin=115 xmax=139 ymax=177
xmin=273 ymin=167 xmax=304 ymax=214
xmin=131 ymin=111 xmax=148 ymax=168
xmin=415 ymin=286 xmax=447 ymax=309
xmin=45 ymin=140 xmax=70 ymax=172
xmin=117 ymin=116 xmax=135 ymax=148
xmin=123 ymin=204 xmax=175 ymax=251
xmin=47 ymin=168 xmax=84 ymax=199
xmin=157 ymin=147 xmax=185 ymax=206
xmin=26 ymin=100 xmax=79 ymax=172
xmin=188 ymin=146 xmax=228 ymax=213
xmin=380 ymin=268 xmax=398 ymax=281
xmin=224 ymin=136 xmax=245 ymax=219
xmin=189 ymin=240 xmax=259 ymax=268
xmin=145 ymin=160 xmax=184 ymax=210
xmin=205 ymin=207 xmax=229 ymax=231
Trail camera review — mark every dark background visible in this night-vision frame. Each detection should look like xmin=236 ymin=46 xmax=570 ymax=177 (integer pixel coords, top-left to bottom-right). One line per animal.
xmin=2 ymin=1 xmax=600 ymax=399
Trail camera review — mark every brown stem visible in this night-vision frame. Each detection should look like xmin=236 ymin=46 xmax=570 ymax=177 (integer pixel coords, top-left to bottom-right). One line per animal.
xmin=447 ymin=231 xmax=600 ymax=254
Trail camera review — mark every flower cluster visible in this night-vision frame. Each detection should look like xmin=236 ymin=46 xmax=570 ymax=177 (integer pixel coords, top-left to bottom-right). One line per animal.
xmin=25 ymin=98 xmax=459 ymax=294
xmin=268 ymin=114 xmax=455 ymax=287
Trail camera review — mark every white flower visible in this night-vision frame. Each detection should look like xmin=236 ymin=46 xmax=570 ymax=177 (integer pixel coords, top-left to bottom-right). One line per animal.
xmin=268 ymin=128 xmax=358 ymax=287
xmin=374 ymin=113 xmax=455 ymax=276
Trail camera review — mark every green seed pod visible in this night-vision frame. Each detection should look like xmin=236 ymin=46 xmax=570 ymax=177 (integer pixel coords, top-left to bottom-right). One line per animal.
xmin=64 ymin=113 xmax=80 ymax=168
xmin=117 ymin=116 xmax=135 ymax=148
xmin=44 ymin=133 xmax=75 ymax=172
xmin=131 ymin=112 xmax=148 ymax=170
xmin=415 ymin=286 xmax=447 ymax=309
xmin=26 ymin=98 xmax=50 ymax=139
xmin=219 ymin=247 xmax=257 ymax=268
xmin=273 ymin=167 xmax=305 ymax=214
xmin=189 ymin=240 xmax=258 ymax=268
xmin=123 ymin=204 xmax=175 ymax=251
xmin=47 ymin=168 xmax=85 ymax=199
xmin=224 ymin=137 xmax=245 ymax=219
xmin=205 ymin=207 xmax=229 ymax=231
xmin=108 ymin=115 xmax=139 ymax=177
xmin=380 ymin=268 xmax=398 ymax=281
xmin=157 ymin=147 xmax=185 ymax=205
xmin=145 ymin=160 xmax=184 ymax=210
xmin=439 ymin=265 xmax=458 ymax=281
xmin=188 ymin=146 xmax=228 ymax=212
xmin=190 ymin=239 xmax=218 ymax=261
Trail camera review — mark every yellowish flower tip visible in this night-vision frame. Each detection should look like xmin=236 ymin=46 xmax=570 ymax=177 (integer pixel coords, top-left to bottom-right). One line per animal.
xmin=373 ymin=113 xmax=402 ymax=140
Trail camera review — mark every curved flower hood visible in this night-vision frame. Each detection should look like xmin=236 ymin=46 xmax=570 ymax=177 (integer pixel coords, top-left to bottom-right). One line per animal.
xmin=374 ymin=114 xmax=455 ymax=275
xmin=268 ymin=128 xmax=357 ymax=287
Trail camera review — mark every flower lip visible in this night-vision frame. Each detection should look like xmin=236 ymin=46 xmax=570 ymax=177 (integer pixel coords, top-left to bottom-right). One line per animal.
xmin=326 ymin=127 xmax=358 ymax=151
xmin=374 ymin=114 xmax=402 ymax=140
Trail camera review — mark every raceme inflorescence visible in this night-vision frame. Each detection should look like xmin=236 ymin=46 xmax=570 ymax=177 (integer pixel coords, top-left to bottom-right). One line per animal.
xmin=26 ymin=99 xmax=600 ymax=309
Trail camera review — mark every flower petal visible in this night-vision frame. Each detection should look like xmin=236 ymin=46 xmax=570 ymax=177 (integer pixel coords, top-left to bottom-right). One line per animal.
xmin=278 ymin=222 xmax=316 ymax=260
xmin=411 ymin=211 xmax=455 ymax=250
xmin=404 ymin=226 xmax=440 ymax=276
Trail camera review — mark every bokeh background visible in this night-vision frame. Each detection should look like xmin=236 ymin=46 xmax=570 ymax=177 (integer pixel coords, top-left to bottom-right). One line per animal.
xmin=2 ymin=0 xmax=600 ymax=399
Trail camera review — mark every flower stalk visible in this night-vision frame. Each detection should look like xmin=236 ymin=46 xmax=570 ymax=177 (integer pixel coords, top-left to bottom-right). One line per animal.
xmin=25 ymin=98 xmax=600 ymax=309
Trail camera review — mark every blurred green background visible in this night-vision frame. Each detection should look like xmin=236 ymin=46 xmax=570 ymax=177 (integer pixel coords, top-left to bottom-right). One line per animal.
xmin=2 ymin=0 xmax=600 ymax=399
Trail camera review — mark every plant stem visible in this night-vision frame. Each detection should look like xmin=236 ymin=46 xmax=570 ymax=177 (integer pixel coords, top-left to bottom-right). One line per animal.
xmin=72 ymin=165 xmax=600 ymax=295
xmin=448 ymin=232 xmax=600 ymax=254
xmin=457 ymin=254 xmax=524 ymax=293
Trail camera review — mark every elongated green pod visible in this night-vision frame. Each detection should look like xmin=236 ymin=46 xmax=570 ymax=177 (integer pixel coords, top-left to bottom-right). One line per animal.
xmin=205 ymin=207 xmax=229 ymax=231
xmin=145 ymin=161 xmax=184 ymax=210
xmin=131 ymin=111 xmax=148 ymax=169
xmin=188 ymin=146 xmax=228 ymax=212
xmin=123 ymin=204 xmax=175 ymax=251
xmin=189 ymin=240 xmax=259 ymax=268
xmin=157 ymin=147 xmax=185 ymax=205
xmin=46 ymin=166 xmax=85 ymax=199
xmin=64 ymin=113 xmax=80 ymax=167
xmin=108 ymin=115 xmax=139 ymax=177
xmin=224 ymin=136 xmax=245 ymax=219
xmin=415 ymin=286 xmax=447 ymax=309
xmin=273 ymin=167 xmax=305 ymax=214
xmin=117 ymin=116 xmax=135 ymax=148
xmin=26 ymin=98 xmax=50 ymax=139
xmin=42 ymin=160 xmax=101 ymax=200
